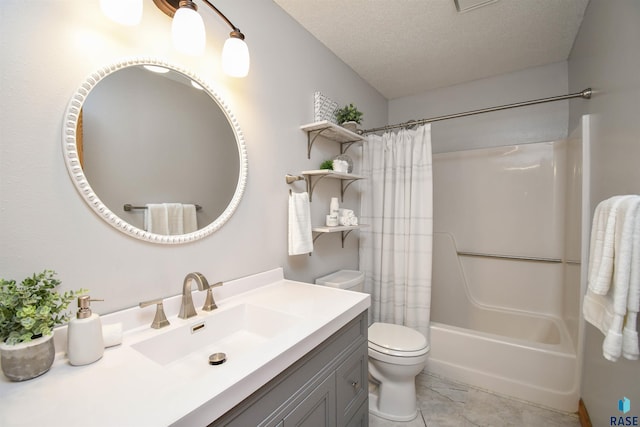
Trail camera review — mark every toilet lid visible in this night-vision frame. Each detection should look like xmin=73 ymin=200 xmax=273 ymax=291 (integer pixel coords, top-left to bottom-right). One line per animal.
xmin=368 ymin=323 xmax=429 ymax=356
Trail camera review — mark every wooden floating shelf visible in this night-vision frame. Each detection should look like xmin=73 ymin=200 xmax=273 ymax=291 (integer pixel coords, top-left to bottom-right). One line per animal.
xmin=312 ymin=224 xmax=369 ymax=248
xmin=300 ymin=120 xmax=365 ymax=159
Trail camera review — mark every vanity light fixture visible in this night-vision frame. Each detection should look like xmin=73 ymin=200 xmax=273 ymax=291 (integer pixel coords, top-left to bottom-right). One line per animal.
xmin=153 ymin=0 xmax=250 ymax=77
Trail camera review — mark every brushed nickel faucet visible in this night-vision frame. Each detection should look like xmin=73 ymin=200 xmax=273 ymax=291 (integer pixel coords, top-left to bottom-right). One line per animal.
xmin=139 ymin=298 xmax=170 ymax=329
xmin=178 ymin=272 xmax=223 ymax=319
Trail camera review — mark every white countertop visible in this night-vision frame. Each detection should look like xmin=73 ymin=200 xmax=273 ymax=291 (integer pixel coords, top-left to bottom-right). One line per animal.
xmin=0 ymin=268 xmax=370 ymax=427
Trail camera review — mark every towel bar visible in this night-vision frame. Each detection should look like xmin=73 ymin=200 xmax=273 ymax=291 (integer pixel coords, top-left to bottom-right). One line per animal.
xmin=285 ymin=174 xmax=305 ymax=184
xmin=123 ymin=203 xmax=202 ymax=211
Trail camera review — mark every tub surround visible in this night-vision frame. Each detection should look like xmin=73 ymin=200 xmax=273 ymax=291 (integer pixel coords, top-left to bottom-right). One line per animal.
xmin=429 ymin=135 xmax=585 ymax=412
xmin=0 ymin=268 xmax=370 ymax=427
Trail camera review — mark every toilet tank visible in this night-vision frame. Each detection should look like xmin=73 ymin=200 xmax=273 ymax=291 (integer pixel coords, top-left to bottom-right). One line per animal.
xmin=315 ymin=270 xmax=364 ymax=292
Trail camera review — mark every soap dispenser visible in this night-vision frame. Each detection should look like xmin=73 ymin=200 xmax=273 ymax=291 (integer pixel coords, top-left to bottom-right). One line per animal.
xmin=67 ymin=295 xmax=104 ymax=366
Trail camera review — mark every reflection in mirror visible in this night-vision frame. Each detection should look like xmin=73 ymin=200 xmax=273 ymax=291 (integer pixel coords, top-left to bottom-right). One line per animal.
xmin=62 ymin=58 xmax=247 ymax=244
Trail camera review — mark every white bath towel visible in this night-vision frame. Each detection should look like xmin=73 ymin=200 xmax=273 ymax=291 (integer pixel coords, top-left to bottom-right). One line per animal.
xmin=145 ymin=204 xmax=169 ymax=235
xmin=583 ymin=195 xmax=640 ymax=361
xmin=623 ymin=198 xmax=640 ymax=360
xmin=165 ymin=203 xmax=184 ymax=235
xmin=182 ymin=204 xmax=198 ymax=233
xmin=587 ymin=195 xmax=630 ymax=295
xmin=288 ymin=192 xmax=313 ymax=255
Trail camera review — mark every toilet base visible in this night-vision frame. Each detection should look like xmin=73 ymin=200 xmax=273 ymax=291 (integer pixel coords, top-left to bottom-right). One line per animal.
xmin=368 ymin=386 xmax=419 ymax=422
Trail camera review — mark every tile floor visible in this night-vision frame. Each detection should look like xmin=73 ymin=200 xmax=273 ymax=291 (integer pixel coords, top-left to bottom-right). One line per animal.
xmin=369 ymin=372 xmax=581 ymax=427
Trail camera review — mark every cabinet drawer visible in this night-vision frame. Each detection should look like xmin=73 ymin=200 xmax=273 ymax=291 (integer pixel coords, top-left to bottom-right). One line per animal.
xmin=336 ymin=341 xmax=368 ymax=427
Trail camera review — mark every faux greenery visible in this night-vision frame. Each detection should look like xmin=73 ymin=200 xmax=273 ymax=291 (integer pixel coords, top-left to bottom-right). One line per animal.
xmin=0 ymin=270 xmax=85 ymax=345
xmin=320 ymin=160 xmax=334 ymax=170
xmin=335 ymin=103 xmax=363 ymax=125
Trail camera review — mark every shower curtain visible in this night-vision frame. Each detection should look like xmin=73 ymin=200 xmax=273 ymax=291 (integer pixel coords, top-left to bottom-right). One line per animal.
xmin=359 ymin=124 xmax=433 ymax=338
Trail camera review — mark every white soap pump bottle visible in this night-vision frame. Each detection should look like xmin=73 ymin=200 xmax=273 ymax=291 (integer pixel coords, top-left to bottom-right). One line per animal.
xmin=67 ymin=295 xmax=104 ymax=366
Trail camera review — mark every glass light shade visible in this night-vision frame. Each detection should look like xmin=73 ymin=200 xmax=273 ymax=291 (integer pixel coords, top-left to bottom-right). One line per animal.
xmin=100 ymin=0 xmax=143 ymax=26
xmin=222 ymin=37 xmax=250 ymax=78
xmin=171 ymin=7 xmax=206 ymax=56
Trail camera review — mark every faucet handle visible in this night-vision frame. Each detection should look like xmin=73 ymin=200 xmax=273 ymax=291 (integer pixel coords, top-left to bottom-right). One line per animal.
xmin=202 ymin=281 xmax=223 ymax=312
xmin=139 ymin=298 xmax=170 ymax=329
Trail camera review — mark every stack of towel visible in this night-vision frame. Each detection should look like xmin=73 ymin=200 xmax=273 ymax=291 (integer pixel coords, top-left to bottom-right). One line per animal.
xmin=145 ymin=203 xmax=198 ymax=235
xmin=338 ymin=208 xmax=358 ymax=226
xmin=584 ymin=195 xmax=640 ymax=362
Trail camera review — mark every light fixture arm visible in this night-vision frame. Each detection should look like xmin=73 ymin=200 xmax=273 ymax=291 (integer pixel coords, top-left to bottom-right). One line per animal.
xmin=154 ymin=0 xmax=245 ymax=39
xmin=201 ymin=0 xmax=245 ymax=39
xmin=152 ymin=0 xmax=250 ymax=77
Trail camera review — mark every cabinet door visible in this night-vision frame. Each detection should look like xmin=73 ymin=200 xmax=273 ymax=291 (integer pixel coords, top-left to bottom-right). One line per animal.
xmin=283 ymin=373 xmax=336 ymax=427
xmin=336 ymin=342 xmax=368 ymax=427
xmin=345 ymin=400 xmax=368 ymax=427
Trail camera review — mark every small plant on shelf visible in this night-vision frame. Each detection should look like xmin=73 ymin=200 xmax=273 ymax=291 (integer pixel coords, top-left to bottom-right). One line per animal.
xmin=319 ymin=160 xmax=334 ymax=170
xmin=335 ymin=103 xmax=363 ymax=125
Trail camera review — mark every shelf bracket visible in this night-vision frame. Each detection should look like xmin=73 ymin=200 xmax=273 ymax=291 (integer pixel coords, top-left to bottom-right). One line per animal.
xmin=340 ymin=141 xmax=360 ymax=155
xmin=340 ymin=179 xmax=359 ymax=202
xmin=306 ymin=127 xmax=332 ymax=159
xmin=341 ymin=229 xmax=353 ymax=248
xmin=305 ymin=174 xmax=330 ymax=202
xmin=311 ymin=229 xmax=354 ymax=248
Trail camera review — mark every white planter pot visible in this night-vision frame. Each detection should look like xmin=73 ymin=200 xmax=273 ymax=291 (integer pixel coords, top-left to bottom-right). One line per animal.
xmin=0 ymin=333 xmax=55 ymax=381
xmin=340 ymin=121 xmax=358 ymax=132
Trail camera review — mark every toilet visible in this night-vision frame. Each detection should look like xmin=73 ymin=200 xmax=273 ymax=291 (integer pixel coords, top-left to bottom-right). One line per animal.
xmin=315 ymin=270 xmax=430 ymax=422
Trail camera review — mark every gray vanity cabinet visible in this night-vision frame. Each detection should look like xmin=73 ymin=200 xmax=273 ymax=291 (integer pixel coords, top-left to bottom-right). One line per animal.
xmin=211 ymin=311 xmax=368 ymax=427
xmin=283 ymin=372 xmax=336 ymax=426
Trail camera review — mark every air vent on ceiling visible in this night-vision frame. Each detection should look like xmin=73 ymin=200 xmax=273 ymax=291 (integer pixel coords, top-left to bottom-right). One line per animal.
xmin=454 ymin=0 xmax=498 ymax=13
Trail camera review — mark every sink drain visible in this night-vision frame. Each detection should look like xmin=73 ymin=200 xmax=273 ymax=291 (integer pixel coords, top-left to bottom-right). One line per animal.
xmin=209 ymin=352 xmax=227 ymax=365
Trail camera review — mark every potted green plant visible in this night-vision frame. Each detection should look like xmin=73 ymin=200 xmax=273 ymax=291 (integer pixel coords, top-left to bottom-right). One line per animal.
xmin=319 ymin=159 xmax=334 ymax=170
xmin=335 ymin=103 xmax=363 ymax=132
xmin=0 ymin=270 xmax=84 ymax=381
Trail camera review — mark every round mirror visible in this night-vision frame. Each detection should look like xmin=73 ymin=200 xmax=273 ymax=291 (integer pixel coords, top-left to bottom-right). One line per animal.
xmin=62 ymin=58 xmax=248 ymax=244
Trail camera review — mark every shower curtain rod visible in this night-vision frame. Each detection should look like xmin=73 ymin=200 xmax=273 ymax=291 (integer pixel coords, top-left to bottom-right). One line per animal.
xmin=361 ymin=88 xmax=592 ymax=135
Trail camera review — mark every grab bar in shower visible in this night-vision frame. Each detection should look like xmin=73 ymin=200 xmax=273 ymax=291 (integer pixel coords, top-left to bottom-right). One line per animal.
xmin=457 ymin=251 xmax=562 ymax=263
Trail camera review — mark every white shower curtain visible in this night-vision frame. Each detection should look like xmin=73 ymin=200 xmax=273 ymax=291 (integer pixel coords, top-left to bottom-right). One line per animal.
xmin=359 ymin=124 xmax=433 ymax=338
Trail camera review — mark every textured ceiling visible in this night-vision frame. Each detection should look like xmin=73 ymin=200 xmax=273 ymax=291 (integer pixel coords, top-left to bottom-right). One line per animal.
xmin=273 ymin=0 xmax=589 ymax=99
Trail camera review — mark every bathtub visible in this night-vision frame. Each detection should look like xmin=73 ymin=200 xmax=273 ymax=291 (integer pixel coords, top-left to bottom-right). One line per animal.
xmin=427 ymin=136 xmax=584 ymax=413
xmin=427 ymin=317 xmax=579 ymax=412
xmin=426 ymin=230 xmax=580 ymax=414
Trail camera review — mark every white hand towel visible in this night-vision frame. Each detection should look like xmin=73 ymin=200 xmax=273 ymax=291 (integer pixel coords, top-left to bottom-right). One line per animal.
xmin=182 ymin=204 xmax=198 ymax=233
xmin=289 ymin=192 xmax=313 ymax=256
xmin=165 ymin=203 xmax=184 ymax=235
xmin=145 ymin=204 xmax=169 ymax=235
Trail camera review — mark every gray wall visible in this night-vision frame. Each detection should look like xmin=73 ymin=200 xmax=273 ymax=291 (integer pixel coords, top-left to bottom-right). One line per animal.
xmin=389 ymin=61 xmax=569 ymax=153
xmin=568 ymin=1 xmax=640 ymax=425
xmin=0 ymin=0 xmax=387 ymax=314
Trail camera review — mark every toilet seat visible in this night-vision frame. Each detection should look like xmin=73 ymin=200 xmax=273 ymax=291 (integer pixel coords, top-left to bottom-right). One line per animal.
xmin=368 ymin=322 xmax=429 ymax=357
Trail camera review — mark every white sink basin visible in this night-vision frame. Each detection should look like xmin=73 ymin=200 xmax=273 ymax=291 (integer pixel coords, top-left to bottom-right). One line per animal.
xmin=131 ymin=304 xmax=301 ymax=366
